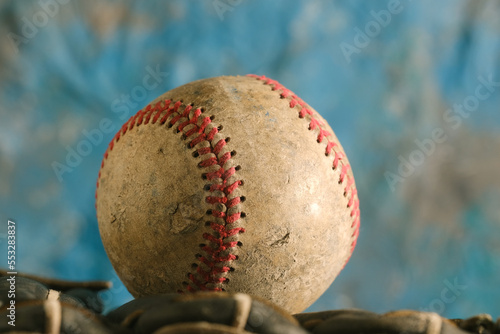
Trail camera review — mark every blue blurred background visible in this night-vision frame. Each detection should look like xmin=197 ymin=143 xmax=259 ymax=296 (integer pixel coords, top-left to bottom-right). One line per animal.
xmin=0 ymin=0 xmax=499 ymax=318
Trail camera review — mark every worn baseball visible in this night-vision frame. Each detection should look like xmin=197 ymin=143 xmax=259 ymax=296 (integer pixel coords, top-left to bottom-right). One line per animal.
xmin=96 ymin=74 xmax=360 ymax=313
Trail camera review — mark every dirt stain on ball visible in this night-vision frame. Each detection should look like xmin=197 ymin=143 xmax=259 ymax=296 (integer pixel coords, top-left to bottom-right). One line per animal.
xmin=166 ymin=194 xmax=205 ymax=234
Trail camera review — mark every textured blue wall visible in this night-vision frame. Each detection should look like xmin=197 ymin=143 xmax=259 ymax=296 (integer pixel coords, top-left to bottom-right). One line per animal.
xmin=0 ymin=0 xmax=499 ymax=317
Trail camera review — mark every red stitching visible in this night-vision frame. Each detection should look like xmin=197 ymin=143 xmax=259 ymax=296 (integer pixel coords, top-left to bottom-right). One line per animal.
xmin=143 ymin=104 xmax=154 ymax=125
xmin=95 ymin=98 xmax=244 ymax=293
xmin=247 ymin=74 xmax=360 ymax=266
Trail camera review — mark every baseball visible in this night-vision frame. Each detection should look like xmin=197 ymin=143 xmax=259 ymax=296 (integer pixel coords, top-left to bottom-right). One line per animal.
xmin=95 ymin=74 xmax=360 ymax=313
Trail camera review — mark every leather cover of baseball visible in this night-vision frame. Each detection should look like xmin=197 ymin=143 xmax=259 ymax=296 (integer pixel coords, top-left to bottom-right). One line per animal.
xmin=96 ymin=74 xmax=360 ymax=313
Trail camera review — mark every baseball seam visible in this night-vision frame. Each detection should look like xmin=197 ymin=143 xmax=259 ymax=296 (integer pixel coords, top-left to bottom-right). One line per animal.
xmin=247 ymin=74 xmax=360 ymax=260
xmin=95 ymin=98 xmax=245 ymax=293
